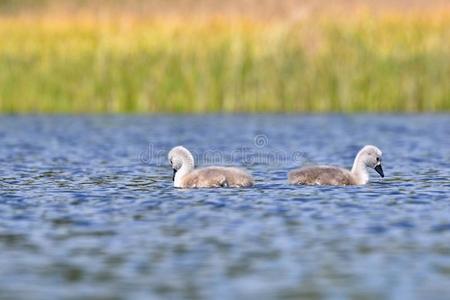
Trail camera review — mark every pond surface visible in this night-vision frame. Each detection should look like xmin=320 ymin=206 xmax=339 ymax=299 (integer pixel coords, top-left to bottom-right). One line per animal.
xmin=0 ymin=115 xmax=449 ymax=300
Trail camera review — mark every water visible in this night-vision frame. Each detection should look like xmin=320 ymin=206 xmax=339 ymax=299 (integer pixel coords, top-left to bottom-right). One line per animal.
xmin=0 ymin=115 xmax=449 ymax=300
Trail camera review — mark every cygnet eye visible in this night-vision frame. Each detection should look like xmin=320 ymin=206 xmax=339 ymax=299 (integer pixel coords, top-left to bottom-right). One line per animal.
xmin=376 ymin=157 xmax=380 ymax=162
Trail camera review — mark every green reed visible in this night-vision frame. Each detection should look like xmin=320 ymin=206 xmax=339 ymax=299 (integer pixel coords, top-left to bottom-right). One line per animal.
xmin=0 ymin=15 xmax=449 ymax=113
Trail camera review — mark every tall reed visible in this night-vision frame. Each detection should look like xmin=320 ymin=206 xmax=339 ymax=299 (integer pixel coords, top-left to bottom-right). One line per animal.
xmin=0 ymin=13 xmax=449 ymax=113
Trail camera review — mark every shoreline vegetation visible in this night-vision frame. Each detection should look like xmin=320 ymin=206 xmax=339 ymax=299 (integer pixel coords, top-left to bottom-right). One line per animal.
xmin=0 ymin=1 xmax=449 ymax=113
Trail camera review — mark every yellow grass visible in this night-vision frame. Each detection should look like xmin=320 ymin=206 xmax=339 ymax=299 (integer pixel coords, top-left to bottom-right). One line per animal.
xmin=0 ymin=6 xmax=449 ymax=113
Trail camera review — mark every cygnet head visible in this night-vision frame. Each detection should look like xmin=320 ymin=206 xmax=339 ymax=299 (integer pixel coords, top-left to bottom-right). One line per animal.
xmin=357 ymin=145 xmax=384 ymax=177
xmin=168 ymin=146 xmax=195 ymax=181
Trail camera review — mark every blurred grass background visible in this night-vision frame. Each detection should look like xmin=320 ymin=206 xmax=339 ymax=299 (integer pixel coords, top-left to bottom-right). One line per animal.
xmin=0 ymin=0 xmax=449 ymax=113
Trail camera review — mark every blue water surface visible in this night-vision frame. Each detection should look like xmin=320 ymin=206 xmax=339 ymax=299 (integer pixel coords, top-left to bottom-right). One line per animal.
xmin=0 ymin=115 xmax=449 ymax=300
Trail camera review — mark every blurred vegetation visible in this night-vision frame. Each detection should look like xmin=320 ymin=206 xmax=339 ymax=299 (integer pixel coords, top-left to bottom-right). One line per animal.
xmin=0 ymin=1 xmax=449 ymax=113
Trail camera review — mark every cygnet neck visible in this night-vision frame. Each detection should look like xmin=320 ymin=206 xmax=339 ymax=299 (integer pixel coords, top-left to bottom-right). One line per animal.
xmin=351 ymin=149 xmax=369 ymax=185
xmin=174 ymin=149 xmax=195 ymax=187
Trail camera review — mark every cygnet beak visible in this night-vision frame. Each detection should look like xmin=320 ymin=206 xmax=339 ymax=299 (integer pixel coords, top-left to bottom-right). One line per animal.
xmin=374 ymin=164 xmax=384 ymax=178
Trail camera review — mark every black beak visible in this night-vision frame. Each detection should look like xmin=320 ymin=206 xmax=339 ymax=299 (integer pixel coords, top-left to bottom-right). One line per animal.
xmin=374 ymin=164 xmax=384 ymax=178
xmin=172 ymin=169 xmax=177 ymax=181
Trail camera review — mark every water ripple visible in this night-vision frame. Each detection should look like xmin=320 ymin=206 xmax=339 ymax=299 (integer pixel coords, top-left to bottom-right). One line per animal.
xmin=0 ymin=115 xmax=449 ymax=300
